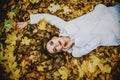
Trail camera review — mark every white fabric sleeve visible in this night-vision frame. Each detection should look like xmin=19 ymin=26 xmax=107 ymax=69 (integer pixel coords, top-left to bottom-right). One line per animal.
xmin=30 ymin=13 xmax=67 ymax=29
xmin=72 ymin=38 xmax=100 ymax=57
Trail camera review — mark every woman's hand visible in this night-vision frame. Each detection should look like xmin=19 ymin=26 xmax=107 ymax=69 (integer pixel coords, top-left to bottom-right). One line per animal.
xmin=15 ymin=22 xmax=28 ymax=30
xmin=63 ymin=39 xmax=75 ymax=52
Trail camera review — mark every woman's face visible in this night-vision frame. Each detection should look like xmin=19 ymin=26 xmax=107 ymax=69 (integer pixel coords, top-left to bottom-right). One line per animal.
xmin=46 ymin=36 xmax=65 ymax=54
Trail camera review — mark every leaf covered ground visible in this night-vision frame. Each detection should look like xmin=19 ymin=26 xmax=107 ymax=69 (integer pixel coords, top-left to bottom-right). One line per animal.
xmin=0 ymin=0 xmax=120 ymax=80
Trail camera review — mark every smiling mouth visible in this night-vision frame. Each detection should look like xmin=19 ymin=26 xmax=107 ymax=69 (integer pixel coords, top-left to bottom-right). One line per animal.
xmin=58 ymin=41 xmax=62 ymax=45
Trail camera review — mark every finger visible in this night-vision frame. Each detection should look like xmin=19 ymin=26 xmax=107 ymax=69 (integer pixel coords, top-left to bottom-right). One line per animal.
xmin=16 ymin=25 xmax=22 ymax=30
xmin=15 ymin=23 xmax=18 ymax=27
xmin=63 ymin=48 xmax=68 ymax=52
xmin=19 ymin=27 xmax=22 ymax=30
xmin=15 ymin=25 xmax=19 ymax=29
xmin=18 ymin=26 xmax=22 ymax=30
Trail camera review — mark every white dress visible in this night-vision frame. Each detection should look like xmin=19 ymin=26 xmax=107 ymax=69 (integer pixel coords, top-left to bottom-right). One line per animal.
xmin=30 ymin=4 xmax=120 ymax=57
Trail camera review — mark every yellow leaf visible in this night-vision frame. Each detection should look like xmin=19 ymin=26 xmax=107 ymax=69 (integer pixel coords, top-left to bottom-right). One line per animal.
xmin=72 ymin=58 xmax=78 ymax=65
xmin=7 ymin=12 xmax=15 ymax=19
xmin=81 ymin=61 xmax=89 ymax=73
xmin=21 ymin=60 xmax=28 ymax=69
xmin=76 ymin=66 xmax=85 ymax=80
xmin=72 ymin=59 xmax=85 ymax=79
xmin=2 ymin=53 xmax=16 ymax=63
xmin=11 ymin=20 xmax=16 ymax=28
xmin=88 ymin=61 xmax=98 ymax=73
xmin=53 ymin=71 xmax=60 ymax=79
xmin=33 ymin=29 xmax=38 ymax=33
xmin=0 ymin=43 xmax=4 ymax=61
xmin=87 ymin=55 xmax=100 ymax=73
xmin=48 ymin=65 xmax=52 ymax=70
xmin=63 ymin=6 xmax=71 ymax=14
xmin=58 ymin=66 xmax=69 ymax=80
xmin=89 ymin=55 xmax=101 ymax=66
xmin=29 ymin=0 xmax=39 ymax=4
xmin=4 ymin=45 xmax=14 ymax=53
xmin=48 ymin=3 xmax=61 ymax=13
xmin=27 ymin=9 xmax=39 ymax=14
xmin=8 ymin=62 xmax=15 ymax=71
xmin=37 ymin=19 xmax=47 ymax=30
xmin=98 ymin=64 xmax=111 ymax=73
xmin=5 ymin=31 xmax=18 ymax=45
xmin=10 ymin=69 xmax=21 ymax=80
xmin=37 ymin=65 xmax=47 ymax=71
xmin=21 ymin=37 xmax=30 ymax=45
xmin=11 ymin=62 xmax=17 ymax=70
xmin=20 ymin=60 xmax=29 ymax=74
xmin=93 ymin=69 xmax=101 ymax=77
xmin=4 ymin=61 xmax=16 ymax=73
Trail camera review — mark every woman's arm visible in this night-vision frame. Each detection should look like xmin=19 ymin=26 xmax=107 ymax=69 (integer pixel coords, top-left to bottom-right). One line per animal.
xmin=30 ymin=13 xmax=67 ymax=29
xmin=15 ymin=13 xmax=67 ymax=30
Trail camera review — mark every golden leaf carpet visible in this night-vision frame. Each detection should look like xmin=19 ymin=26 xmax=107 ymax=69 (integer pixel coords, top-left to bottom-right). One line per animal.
xmin=0 ymin=0 xmax=120 ymax=80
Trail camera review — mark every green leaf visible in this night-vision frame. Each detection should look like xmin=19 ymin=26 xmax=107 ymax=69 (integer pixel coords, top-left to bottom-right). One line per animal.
xmin=11 ymin=8 xmax=19 ymax=13
xmin=2 ymin=19 xmax=13 ymax=33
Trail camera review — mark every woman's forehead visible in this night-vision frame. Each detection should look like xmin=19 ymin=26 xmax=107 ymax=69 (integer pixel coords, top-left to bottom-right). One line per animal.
xmin=50 ymin=37 xmax=57 ymax=41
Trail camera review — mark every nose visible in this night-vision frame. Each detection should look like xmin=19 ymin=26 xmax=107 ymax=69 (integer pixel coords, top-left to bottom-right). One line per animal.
xmin=54 ymin=43 xmax=59 ymax=49
xmin=54 ymin=41 xmax=59 ymax=47
xmin=54 ymin=44 xmax=62 ymax=51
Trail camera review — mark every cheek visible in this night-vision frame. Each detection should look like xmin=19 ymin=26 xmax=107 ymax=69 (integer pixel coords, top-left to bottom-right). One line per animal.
xmin=59 ymin=38 xmax=64 ymax=43
xmin=46 ymin=43 xmax=53 ymax=53
xmin=48 ymin=46 xmax=51 ymax=50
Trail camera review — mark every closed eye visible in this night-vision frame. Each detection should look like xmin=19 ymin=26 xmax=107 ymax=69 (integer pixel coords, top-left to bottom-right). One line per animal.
xmin=53 ymin=48 xmax=57 ymax=52
xmin=50 ymin=41 xmax=54 ymax=45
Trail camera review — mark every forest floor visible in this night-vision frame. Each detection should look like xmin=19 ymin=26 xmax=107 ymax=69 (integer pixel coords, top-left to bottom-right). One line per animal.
xmin=0 ymin=0 xmax=120 ymax=80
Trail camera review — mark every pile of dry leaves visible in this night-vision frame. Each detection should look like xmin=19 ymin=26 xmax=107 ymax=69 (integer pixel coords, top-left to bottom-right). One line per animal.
xmin=0 ymin=0 xmax=120 ymax=80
